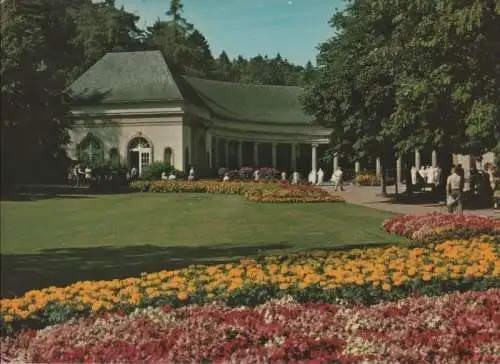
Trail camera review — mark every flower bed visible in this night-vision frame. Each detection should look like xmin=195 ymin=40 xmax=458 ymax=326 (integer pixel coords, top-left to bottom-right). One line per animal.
xmin=245 ymin=184 xmax=344 ymax=203
xmin=2 ymin=289 xmax=499 ymax=363
xmin=383 ymin=213 xmax=500 ymax=242
xmin=2 ymin=236 xmax=498 ymax=333
xmin=130 ymin=180 xmax=343 ymax=203
xmin=355 ymin=173 xmax=381 ymax=186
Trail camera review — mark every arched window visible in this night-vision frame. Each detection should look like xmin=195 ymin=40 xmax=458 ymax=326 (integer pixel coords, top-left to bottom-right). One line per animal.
xmin=78 ymin=134 xmax=103 ymax=165
xmin=128 ymin=137 xmax=150 ymax=150
xmin=109 ymin=147 xmax=120 ymax=165
xmin=164 ymin=147 xmax=173 ymax=166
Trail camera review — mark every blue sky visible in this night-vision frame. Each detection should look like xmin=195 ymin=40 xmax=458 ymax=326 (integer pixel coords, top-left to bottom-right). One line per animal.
xmin=118 ymin=0 xmax=346 ymax=66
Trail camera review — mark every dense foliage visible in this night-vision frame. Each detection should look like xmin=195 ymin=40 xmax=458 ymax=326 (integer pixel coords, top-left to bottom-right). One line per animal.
xmin=302 ymin=0 xmax=500 ymax=190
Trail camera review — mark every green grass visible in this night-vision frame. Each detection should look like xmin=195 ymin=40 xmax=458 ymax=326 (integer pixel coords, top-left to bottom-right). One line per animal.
xmin=1 ymin=193 xmax=403 ymax=297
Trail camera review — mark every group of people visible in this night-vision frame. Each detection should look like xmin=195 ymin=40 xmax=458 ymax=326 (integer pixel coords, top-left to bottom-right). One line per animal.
xmin=161 ymin=167 xmax=196 ymax=181
xmin=307 ymin=168 xmax=344 ymax=191
xmin=219 ymin=167 xmax=344 ymax=190
xmin=445 ymin=163 xmax=497 ymax=213
xmin=67 ymin=164 xmax=94 ymax=186
xmin=410 ymin=165 xmax=443 ymax=192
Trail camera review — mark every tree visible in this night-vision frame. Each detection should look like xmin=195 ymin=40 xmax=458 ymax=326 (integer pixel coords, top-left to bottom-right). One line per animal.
xmin=303 ymin=0 xmax=500 ymax=195
xmin=146 ymin=0 xmax=198 ymax=73
xmin=1 ymin=0 xmax=76 ymax=185
xmin=186 ymin=29 xmax=215 ymax=77
xmin=215 ymin=51 xmax=234 ymax=81
xmin=301 ymin=0 xmax=397 ymax=195
xmin=70 ymin=0 xmax=144 ymax=78
xmin=376 ymin=0 xmax=500 ymax=158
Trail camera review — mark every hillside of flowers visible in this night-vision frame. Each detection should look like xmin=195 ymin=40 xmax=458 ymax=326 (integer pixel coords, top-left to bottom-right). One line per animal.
xmin=382 ymin=213 xmax=500 ymax=242
xmin=130 ymin=180 xmax=344 ymax=203
xmin=2 ymin=290 xmax=499 ymax=363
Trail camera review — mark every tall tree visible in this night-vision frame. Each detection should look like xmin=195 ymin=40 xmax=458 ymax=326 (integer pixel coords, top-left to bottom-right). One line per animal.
xmin=303 ymin=0 xmax=500 ymax=194
xmin=70 ymin=0 xmax=144 ymax=79
xmin=1 ymin=0 xmax=77 ymax=185
xmin=215 ymin=51 xmax=234 ymax=81
xmin=302 ymin=0 xmax=397 ymax=194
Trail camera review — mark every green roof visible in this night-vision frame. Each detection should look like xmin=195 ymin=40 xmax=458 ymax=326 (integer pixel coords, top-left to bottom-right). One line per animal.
xmin=69 ymin=51 xmax=313 ymax=124
xmin=180 ymin=76 xmax=313 ymax=124
xmin=68 ymin=51 xmax=183 ymax=104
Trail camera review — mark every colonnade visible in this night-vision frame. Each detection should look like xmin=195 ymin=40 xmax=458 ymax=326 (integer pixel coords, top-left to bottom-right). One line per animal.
xmin=211 ymin=137 xmax=326 ymax=173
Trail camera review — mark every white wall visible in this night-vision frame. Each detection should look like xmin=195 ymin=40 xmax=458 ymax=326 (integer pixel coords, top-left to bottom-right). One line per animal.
xmin=69 ymin=117 xmax=186 ymax=171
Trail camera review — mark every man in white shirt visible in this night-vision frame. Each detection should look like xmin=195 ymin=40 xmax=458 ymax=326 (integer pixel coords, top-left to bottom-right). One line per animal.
xmin=332 ymin=167 xmax=344 ymax=192
xmin=446 ymin=167 xmax=463 ymax=214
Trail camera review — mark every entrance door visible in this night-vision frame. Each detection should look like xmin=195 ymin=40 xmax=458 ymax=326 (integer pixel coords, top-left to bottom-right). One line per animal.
xmin=128 ymin=137 xmax=152 ymax=177
xmin=130 ymin=146 xmax=151 ymax=176
xmin=130 ymin=151 xmax=139 ymax=169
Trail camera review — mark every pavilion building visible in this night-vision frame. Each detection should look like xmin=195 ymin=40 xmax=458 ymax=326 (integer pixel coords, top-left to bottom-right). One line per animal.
xmin=68 ymin=50 xmax=494 ymax=181
xmin=68 ymin=50 xmax=333 ymax=177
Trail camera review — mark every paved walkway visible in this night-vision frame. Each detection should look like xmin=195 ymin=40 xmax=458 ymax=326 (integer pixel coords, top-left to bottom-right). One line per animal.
xmin=323 ymin=184 xmax=499 ymax=218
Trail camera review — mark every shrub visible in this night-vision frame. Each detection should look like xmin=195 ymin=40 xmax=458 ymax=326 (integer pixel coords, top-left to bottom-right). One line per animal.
xmin=238 ymin=167 xmax=254 ymax=180
xmin=141 ymin=162 xmax=180 ymax=180
xmin=258 ymin=167 xmax=280 ymax=180
xmin=217 ymin=167 xmax=229 ymax=179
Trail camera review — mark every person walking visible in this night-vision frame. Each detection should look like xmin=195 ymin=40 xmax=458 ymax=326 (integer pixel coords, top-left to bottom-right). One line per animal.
xmin=446 ymin=167 xmax=463 ymax=214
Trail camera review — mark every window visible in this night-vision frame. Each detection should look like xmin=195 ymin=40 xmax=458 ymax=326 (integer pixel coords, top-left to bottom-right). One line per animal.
xmin=164 ymin=147 xmax=173 ymax=166
xmin=78 ymin=135 xmax=103 ymax=165
xmin=109 ymin=148 xmax=120 ymax=165
xmin=128 ymin=137 xmax=150 ymax=150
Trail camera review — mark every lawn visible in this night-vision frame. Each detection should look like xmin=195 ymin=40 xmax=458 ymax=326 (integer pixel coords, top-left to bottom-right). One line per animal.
xmin=0 ymin=193 xmax=403 ymax=297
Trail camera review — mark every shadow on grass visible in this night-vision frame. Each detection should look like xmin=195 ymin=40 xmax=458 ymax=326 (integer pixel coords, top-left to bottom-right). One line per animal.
xmin=1 ymin=193 xmax=95 ymax=202
xmin=0 ymin=243 xmax=288 ymax=298
xmin=0 ymin=241 xmax=395 ymax=298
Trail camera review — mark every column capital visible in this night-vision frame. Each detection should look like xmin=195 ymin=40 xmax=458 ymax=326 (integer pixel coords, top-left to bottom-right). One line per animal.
xmin=312 ymin=143 xmax=319 ymax=148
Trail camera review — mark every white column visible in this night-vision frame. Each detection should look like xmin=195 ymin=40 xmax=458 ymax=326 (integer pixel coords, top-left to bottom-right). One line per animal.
xmin=272 ymin=143 xmax=277 ymax=168
xmin=333 ymin=153 xmax=339 ymax=171
xmin=224 ymin=140 xmax=229 ymax=167
xmin=375 ymin=157 xmax=381 ymax=176
xmin=253 ymin=142 xmax=259 ymax=167
xmin=431 ymin=150 xmax=437 ymax=167
xmin=213 ymin=137 xmax=219 ymax=168
xmin=415 ymin=150 xmax=421 ymax=169
xmin=206 ymin=133 xmax=213 ymax=168
xmin=237 ymin=140 xmax=243 ymax=167
xmin=354 ymin=161 xmax=361 ymax=174
xmin=291 ymin=143 xmax=297 ymax=171
xmin=396 ymin=157 xmax=402 ymax=184
xmin=311 ymin=144 xmax=318 ymax=171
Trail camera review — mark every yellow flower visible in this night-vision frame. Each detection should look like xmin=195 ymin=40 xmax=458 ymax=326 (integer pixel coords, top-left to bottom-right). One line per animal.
xmin=279 ymin=283 xmax=290 ymax=290
xmin=382 ymin=283 xmax=391 ymax=291
xmin=3 ymin=315 xmax=13 ymax=322
xmin=177 ymin=292 xmax=188 ymax=301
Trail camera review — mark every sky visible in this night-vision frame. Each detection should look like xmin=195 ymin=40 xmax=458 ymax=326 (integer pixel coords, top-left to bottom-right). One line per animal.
xmin=117 ymin=0 xmax=346 ymax=66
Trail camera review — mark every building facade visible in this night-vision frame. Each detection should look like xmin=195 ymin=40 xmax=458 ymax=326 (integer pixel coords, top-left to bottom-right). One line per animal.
xmin=68 ymin=50 xmax=332 ymax=176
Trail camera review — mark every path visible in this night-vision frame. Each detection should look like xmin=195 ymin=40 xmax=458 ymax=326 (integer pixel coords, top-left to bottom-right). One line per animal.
xmin=323 ymin=184 xmax=499 ymax=218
